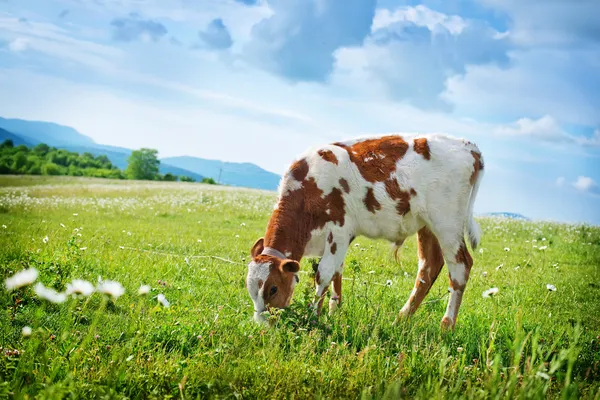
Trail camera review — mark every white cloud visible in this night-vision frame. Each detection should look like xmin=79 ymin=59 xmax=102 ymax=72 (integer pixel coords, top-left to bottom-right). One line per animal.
xmin=573 ymin=176 xmax=597 ymax=192
xmin=372 ymin=5 xmax=467 ymax=35
xmin=8 ymin=37 xmax=28 ymax=52
xmin=493 ymin=115 xmax=569 ymax=142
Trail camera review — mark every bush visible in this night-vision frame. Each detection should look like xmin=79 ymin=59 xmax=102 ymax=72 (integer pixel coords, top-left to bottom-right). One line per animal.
xmin=180 ymin=176 xmax=196 ymax=182
xmin=201 ymin=177 xmax=217 ymax=185
xmin=41 ymin=162 xmax=61 ymax=176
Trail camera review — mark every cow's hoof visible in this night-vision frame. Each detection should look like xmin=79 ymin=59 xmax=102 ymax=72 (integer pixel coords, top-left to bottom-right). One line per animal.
xmin=328 ymin=299 xmax=339 ymax=316
xmin=440 ymin=316 xmax=455 ymax=331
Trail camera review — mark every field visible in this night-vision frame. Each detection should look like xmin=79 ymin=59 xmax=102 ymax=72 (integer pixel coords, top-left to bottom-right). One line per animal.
xmin=1 ymin=175 xmax=599 ymax=399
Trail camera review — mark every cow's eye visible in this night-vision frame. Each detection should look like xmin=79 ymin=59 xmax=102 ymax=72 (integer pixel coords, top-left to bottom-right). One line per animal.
xmin=269 ymin=286 xmax=278 ymax=297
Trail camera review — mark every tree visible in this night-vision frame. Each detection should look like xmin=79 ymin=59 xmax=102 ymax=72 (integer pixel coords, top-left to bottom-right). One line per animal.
xmin=1 ymin=139 xmax=14 ymax=149
xmin=125 ymin=148 xmax=160 ymax=180
xmin=201 ymin=177 xmax=216 ymax=185
xmin=162 ymin=173 xmax=177 ymax=182
xmin=180 ymin=176 xmax=195 ymax=182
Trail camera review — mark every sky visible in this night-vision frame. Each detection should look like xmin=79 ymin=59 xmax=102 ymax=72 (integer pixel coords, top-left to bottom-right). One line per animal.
xmin=0 ymin=0 xmax=599 ymax=225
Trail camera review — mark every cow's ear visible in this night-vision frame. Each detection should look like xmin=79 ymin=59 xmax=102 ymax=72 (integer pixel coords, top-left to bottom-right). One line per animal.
xmin=251 ymin=237 xmax=264 ymax=259
xmin=281 ymin=259 xmax=300 ymax=274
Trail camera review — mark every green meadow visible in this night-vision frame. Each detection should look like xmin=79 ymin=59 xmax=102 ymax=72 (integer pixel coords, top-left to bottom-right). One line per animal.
xmin=1 ymin=175 xmax=599 ymax=399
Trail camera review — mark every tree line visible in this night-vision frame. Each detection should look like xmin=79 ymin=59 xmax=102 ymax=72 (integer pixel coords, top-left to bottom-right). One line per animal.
xmin=0 ymin=140 xmax=216 ymax=184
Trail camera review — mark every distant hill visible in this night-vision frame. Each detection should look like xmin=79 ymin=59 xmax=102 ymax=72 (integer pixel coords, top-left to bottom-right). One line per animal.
xmin=0 ymin=127 xmax=35 ymax=147
xmin=161 ymin=156 xmax=281 ymax=191
xmin=0 ymin=118 xmax=203 ymax=181
xmin=481 ymin=212 xmax=530 ymax=221
xmin=0 ymin=117 xmax=96 ymax=147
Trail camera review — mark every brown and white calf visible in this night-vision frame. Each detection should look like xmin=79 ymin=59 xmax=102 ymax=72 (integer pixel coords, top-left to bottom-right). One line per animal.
xmin=246 ymin=133 xmax=484 ymax=330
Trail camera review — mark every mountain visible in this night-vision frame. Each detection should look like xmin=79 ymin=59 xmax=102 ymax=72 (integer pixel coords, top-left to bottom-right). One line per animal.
xmin=161 ymin=156 xmax=281 ymax=191
xmin=0 ymin=118 xmax=203 ymax=181
xmin=0 ymin=127 xmax=35 ymax=146
xmin=0 ymin=117 xmax=283 ymax=189
xmin=0 ymin=117 xmax=96 ymax=147
xmin=481 ymin=212 xmax=530 ymax=221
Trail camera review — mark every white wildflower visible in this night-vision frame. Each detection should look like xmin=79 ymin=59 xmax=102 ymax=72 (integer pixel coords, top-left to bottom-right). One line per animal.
xmin=496 ymin=263 xmax=503 ymax=271
xmin=386 ymin=279 xmax=393 ymax=287
xmin=235 ymin=235 xmax=240 ymax=238
xmin=22 ymin=326 xmax=32 ymax=337
xmin=60 ymin=223 xmax=65 ymax=228
xmin=66 ymin=279 xmax=95 ymax=297
xmin=457 ymin=347 xmax=464 ymax=353
xmin=514 ymin=265 xmax=520 ymax=270
xmin=240 ymin=223 xmax=246 ymax=227
xmin=368 ymin=270 xmax=375 ymax=274
xmin=197 ymin=239 xmax=202 ymax=243
xmin=504 ymin=247 xmax=510 ymax=252
xmin=79 ymin=247 xmax=87 ymax=251
xmin=1 ymin=224 xmax=6 ymax=229
xmin=354 ymin=243 xmax=360 ymax=247
xmin=184 ymin=257 xmax=190 ymax=265
xmin=43 ymin=236 xmax=49 ymax=244
xmin=541 ymin=238 xmax=546 ymax=241
xmin=73 ymin=213 xmax=78 ymax=216
xmin=138 ymin=285 xmax=151 ymax=295
xmin=482 ymin=271 xmax=488 ymax=277
xmin=546 ymin=284 xmax=556 ymax=291
xmin=479 ymin=248 xmax=483 ymax=254
xmin=97 ymin=280 xmax=125 ymax=300
xmin=532 ymin=239 xmax=537 ymax=243
xmin=482 ymin=287 xmax=499 ymax=298
xmin=5 ymin=268 xmax=39 ymax=291
xmin=34 ymin=283 xmax=67 ymax=303
xmin=539 ymin=246 xmax=547 ymax=250
xmin=536 ymin=371 xmax=550 ymax=380
xmin=157 ymin=293 xmax=170 ymax=308
xmin=126 ymin=355 xmax=134 ymax=362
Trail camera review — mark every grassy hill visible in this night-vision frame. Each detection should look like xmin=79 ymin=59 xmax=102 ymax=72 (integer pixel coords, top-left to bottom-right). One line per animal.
xmin=1 ymin=175 xmax=599 ymax=399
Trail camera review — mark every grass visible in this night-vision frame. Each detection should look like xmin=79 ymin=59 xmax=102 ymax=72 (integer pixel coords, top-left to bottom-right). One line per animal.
xmin=0 ymin=175 xmax=599 ymax=399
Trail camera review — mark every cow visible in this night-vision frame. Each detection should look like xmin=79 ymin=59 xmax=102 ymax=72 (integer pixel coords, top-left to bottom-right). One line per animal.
xmin=246 ymin=133 xmax=484 ymax=330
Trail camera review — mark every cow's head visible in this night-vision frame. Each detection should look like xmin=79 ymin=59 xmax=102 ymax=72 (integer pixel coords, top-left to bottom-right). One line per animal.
xmin=246 ymin=237 xmax=300 ymax=323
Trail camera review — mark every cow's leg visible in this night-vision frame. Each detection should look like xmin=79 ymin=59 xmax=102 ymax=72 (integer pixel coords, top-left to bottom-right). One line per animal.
xmin=313 ymin=232 xmax=350 ymax=316
xmin=397 ymin=227 xmax=445 ymax=321
xmin=440 ymin=239 xmax=473 ymax=330
xmin=328 ymin=266 xmax=343 ymax=315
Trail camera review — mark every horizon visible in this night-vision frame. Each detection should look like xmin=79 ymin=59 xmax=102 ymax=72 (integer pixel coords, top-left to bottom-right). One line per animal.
xmin=0 ymin=0 xmax=599 ymax=225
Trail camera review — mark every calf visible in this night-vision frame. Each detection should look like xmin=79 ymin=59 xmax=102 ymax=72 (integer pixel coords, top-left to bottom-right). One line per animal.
xmin=246 ymin=133 xmax=484 ymax=330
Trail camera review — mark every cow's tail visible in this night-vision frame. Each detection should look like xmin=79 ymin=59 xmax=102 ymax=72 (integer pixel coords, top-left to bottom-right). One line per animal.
xmin=466 ymin=148 xmax=484 ymax=250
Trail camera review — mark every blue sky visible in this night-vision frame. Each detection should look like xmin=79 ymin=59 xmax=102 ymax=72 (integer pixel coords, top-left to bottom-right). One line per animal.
xmin=0 ymin=0 xmax=599 ymax=225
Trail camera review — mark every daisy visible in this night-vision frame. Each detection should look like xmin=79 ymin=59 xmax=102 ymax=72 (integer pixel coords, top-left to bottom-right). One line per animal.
xmin=66 ymin=279 xmax=95 ymax=297
xmin=5 ymin=268 xmax=39 ymax=291
xmin=482 ymin=287 xmax=499 ymax=298
xmin=386 ymin=279 xmax=393 ymax=287
xmin=97 ymin=280 xmax=125 ymax=300
xmin=546 ymin=284 xmax=557 ymax=291
xmin=22 ymin=326 xmax=32 ymax=337
xmin=157 ymin=293 xmax=170 ymax=308
xmin=34 ymin=283 xmax=67 ymax=303
xmin=138 ymin=285 xmax=151 ymax=295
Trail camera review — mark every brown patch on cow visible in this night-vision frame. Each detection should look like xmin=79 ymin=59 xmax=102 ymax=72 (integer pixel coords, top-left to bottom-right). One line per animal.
xmin=364 ymin=187 xmax=381 ymax=213
xmin=410 ymin=188 xmax=417 ymax=196
xmin=333 ymin=136 xmax=409 ymax=183
xmin=330 ymin=242 xmax=337 ymax=254
xmin=315 ymin=270 xmax=321 ymax=285
xmin=290 ymin=158 xmax=309 ymax=182
xmin=413 ymin=138 xmax=431 ymax=160
xmin=327 ymin=232 xmax=334 ymax=244
xmin=264 ymin=175 xmax=346 ymax=260
xmin=384 ymin=178 xmax=412 ymax=216
xmin=332 ymin=272 xmax=342 ymax=304
xmin=470 ymin=150 xmax=484 ymax=185
xmin=451 ymin=241 xmax=473 ymax=291
xmin=318 ymin=149 xmax=338 ymax=165
xmin=339 ymin=178 xmax=350 ymax=194
xmin=257 ymin=279 xmax=264 ymax=289
xmin=402 ymin=227 xmax=445 ymax=315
